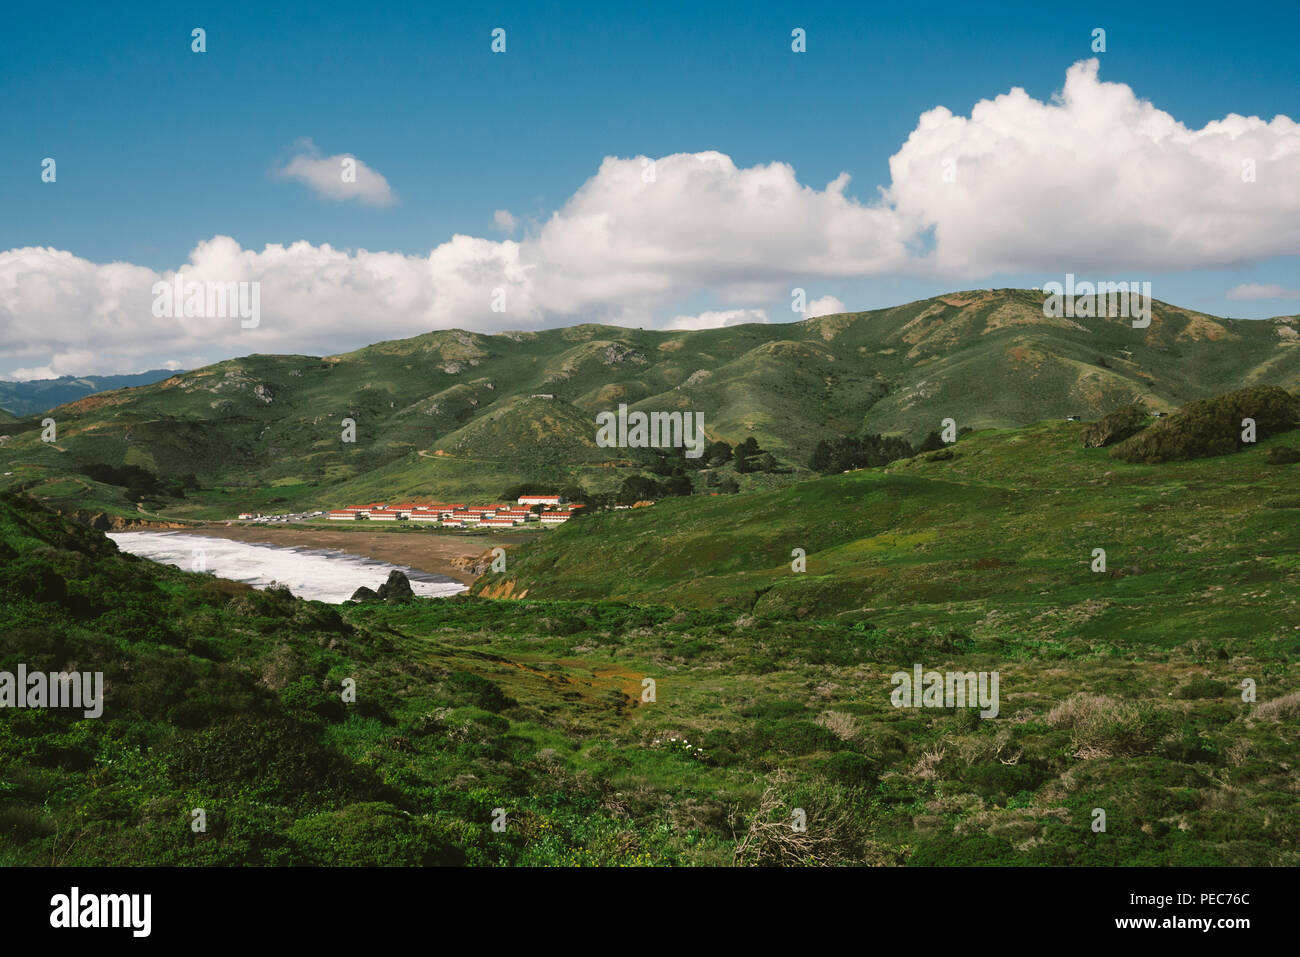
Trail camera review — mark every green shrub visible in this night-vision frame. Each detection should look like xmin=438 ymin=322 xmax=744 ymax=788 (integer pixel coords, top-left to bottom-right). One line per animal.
xmin=1110 ymin=386 xmax=1299 ymax=463
xmin=1171 ymin=677 xmax=1228 ymax=700
xmin=166 ymin=717 xmax=392 ymax=804
xmin=1047 ymin=693 xmax=1168 ymax=756
xmin=1080 ymin=403 xmax=1149 ymax=448
xmin=444 ymin=672 xmax=516 ymax=713
xmin=815 ymin=751 xmax=878 ymax=788
xmin=286 ymin=802 xmax=465 ymax=865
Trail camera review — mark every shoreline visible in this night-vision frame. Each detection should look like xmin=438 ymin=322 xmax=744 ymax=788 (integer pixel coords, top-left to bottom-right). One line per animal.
xmin=173 ymin=524 xmax=530 ymax=586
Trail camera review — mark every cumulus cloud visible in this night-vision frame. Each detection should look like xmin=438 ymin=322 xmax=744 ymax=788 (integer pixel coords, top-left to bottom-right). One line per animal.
xmin=5 ymin=61 xmax=1300 ymax=375
xmin=529 ymin=151 xmax=907 ymax=314
xmin=1227 ymin=283 xmax=1300 ymax=300
xmin=274 ymin=138 xmax=395 ymax=206
xmin=887 ymin=59 xmax=1300 ymax=275
xmin=664 ymin=308 xmax=770 ymax=331
xmin=0 ymin=237 xmax=538 ymax=376
xmin=803 ymin=295 xmax=846 ymax=318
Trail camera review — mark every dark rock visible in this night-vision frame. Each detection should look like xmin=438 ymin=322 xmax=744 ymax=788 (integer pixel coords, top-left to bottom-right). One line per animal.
xmin=375 ymin=570 xmax=415 ymax=602
xmin=349 ymin=585 xmax=379 ymax=602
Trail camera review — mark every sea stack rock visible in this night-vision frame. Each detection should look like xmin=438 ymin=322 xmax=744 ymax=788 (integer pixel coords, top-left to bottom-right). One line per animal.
xmin=375 ymin=569 xmax=415 ymax=602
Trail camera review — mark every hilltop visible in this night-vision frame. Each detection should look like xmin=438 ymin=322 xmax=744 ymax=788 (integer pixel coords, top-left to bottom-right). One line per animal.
xmin=0 ymin=370 xmax=177 ymax=417
xmin=2 ymin=289 xmax=1298 ymax=519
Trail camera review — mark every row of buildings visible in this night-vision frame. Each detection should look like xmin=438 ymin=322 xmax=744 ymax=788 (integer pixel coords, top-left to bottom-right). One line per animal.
xmin=325 ymin=494 xmax=582 ymax=528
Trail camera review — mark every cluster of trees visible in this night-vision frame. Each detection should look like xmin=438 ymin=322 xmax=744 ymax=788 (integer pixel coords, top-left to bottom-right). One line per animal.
xmin=1109 ymin=386 xmax=1299 ymax=464
xmin=500 ymin=482 xmax=590 ymax=505
xmin=808 ymin=429 xmax=962 ymax=474
xmin=78 ymin=462 xmax=199 ymax=502
xmin=503 ymin=436 xmax=783 ymax=511
xmin=640 ymin=436 xmax=780 ymax=475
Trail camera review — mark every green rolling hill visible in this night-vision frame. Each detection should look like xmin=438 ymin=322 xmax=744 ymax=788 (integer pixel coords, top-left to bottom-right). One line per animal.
xmin=473 ymin=388 xmax=1300 ymax=647
xmin=2 ymin=289 xmax=1297 ymax=519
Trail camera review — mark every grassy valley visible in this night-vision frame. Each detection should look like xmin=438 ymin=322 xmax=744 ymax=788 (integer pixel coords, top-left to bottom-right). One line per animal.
xmin=2 ymin=384 xmax=1298 ymax=866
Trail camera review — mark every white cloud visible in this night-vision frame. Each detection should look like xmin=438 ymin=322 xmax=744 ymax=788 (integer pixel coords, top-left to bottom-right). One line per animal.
xmin=803 ymin=295 xmax=846 ymax=318
xmin=6 ymin=61 xmax=1300 ymax=374
xmin=493 ymin=209 xmax=517 ymax=234
xmin=886 ymin=59 xmax=1300 ymax=275
xmin=1227 ymin=283 xmax=1300 ymax=300
xmin=274 ymin=138 xmax=395 ymax=206
xmin=664 ymin=309 xmax=769 ymax=331
xmin=0 ymin=237 xmax=540 ymax=377
xmin=529 ymin=151 xmax=906 ymax=315
xmin=6 ymin=365 xmax=57 ymax=380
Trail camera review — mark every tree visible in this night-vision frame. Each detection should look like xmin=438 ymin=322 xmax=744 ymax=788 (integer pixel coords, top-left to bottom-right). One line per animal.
xmin=616 ymin=475 xmax=662 ymax=505
xmin=560 ymin=484 xmax=589 ymax=504
xmin=502 ymin=482 xmax=558 ymax=501
xmin=733 ymin=448 xmax=756 ymax=474
xmin=662 ymin=473 xmax=693 ymax=497
xmin=810 ymin=440 xmax=834 ymax=473
xmin=916 ymin=431 xmax=946 ymax=453
xmin=704 ymin=440 xmax=733 ymax=466
xmin=756 ymin=453 xmax=778 ymax=472
xmin=808 ymin=433 xmax=915 ymax=474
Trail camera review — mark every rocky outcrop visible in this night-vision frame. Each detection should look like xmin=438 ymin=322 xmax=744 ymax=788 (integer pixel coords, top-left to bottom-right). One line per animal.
xmin=473 ymin=578 xmax=528 ymax=599
xmin=61 ymin=509 xmax=192 ymax=531
xmin=350 ymin=569 xmax=415 ymax=603
xmin=449 ymin=549 xmax=501 ymax=576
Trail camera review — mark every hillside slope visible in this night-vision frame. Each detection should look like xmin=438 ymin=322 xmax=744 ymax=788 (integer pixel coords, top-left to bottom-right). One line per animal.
xmin=0 ymin=370 xmax=178 ymax=417
xmin=4 ymin=470 xmax=1299 ymax=866
xmin=2 ymin=289 xmax=1297 ymax=516
xmin=474 ymin=394 xmax=1300 ymax=652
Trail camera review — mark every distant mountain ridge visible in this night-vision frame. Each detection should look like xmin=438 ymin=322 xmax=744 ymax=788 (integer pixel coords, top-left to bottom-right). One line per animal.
xmin=0 ymin=370 xmax=179 ymax=416
xmin=1 ymin=289 xmax=1298 ymax=513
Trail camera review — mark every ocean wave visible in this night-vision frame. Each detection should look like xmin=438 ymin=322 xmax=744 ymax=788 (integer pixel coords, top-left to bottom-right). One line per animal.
xmin=107 ymin=531 xmax=467 ymax=603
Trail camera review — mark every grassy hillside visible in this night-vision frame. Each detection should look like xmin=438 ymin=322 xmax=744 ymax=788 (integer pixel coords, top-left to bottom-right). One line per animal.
xmin=3 ymin=289 xmax=1298 ymax=520
xmin=473 ymin=390 xmax=1300 ymax=653
xmin=3 ymin=480 xmax=1298 ymax=866
xmin=0 ymin=370 xmax=177 ymax=417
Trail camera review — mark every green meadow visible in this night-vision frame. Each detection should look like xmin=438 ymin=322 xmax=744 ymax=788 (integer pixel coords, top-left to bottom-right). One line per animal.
xmin=2 ymin=388 xmax=1297 ymax=865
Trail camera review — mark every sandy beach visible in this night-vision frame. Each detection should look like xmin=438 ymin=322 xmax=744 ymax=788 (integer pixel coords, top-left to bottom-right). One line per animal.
xmin=182 ymin=525 xmax=531 ymax=586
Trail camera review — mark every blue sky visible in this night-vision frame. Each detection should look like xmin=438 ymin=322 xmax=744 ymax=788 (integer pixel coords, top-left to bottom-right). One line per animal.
xmin=2 ymin=0 xmax=1298 ymax=377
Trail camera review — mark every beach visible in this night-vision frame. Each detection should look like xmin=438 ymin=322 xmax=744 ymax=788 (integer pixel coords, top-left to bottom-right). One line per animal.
xmin=178 ymin=524 xmax=531 ymax=586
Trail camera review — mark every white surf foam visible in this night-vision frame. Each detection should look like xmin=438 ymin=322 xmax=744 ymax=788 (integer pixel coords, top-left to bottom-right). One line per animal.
xmin=107 ymin=531 xmax=468 ymax=604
